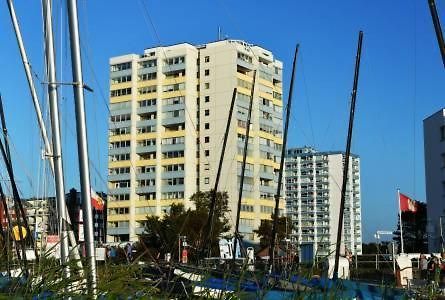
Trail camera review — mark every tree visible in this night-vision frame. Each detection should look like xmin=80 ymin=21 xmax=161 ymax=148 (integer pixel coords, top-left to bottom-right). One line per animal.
xmin=393 ymin=201 xmax=428 ymax=254
xmin=139 ymin=191 xmax=231 ymax=262
xmin=254 ymin=215 xmax=290 ymax=249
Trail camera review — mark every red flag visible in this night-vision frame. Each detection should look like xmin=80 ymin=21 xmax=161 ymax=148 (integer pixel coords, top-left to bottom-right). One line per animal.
xmin=399 ymin=193 xmax=418 ymax=212
xmin=91 ymin=189 xmax=104 ymax=211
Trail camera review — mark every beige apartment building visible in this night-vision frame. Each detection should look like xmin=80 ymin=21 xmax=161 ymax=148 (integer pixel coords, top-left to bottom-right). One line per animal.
xmin=107 ymin=39 xmax=284 ymax=242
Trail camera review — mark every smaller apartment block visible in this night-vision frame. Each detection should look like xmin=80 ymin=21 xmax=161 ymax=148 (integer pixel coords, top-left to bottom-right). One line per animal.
xmin=285 ymin=147 xmax=362 ymax=256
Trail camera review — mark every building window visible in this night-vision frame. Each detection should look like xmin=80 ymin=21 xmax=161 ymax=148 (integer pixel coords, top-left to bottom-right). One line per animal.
xmin=204 ymin=177 xmax=209 ymax=184
xmin=197 ymin=84 xmax=200 ymax=91
xmin=205 ymin=150 xmax=210 ymax=157
xmin=205 ymin=123 xmax=210 ymax=129
xmin=204 ymin=82 xmax=210 ymax=89
xmin=205 ymin=96 xmax=210 ymax=103
xmin=204 ymin=56 xmax=210 ymax=63
xmin=204 ymin=109 xmax=210 ymax=116
xmin=204 ymin=136 xmax=209 ymax=143
xmin=441 ymin=125 xmax=445 ymax=141
xmin=204 ymin=69 xmax=210 ymax=76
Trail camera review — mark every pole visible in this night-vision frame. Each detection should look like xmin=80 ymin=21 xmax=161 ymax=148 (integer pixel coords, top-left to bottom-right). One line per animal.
xmin=233 ymin=71 xmax=256 ymax=262
xmin=392 ymin=242 xmax=396 ymax=274
xmin=42 ymin=0 xmax=70 ymax=276
xmin=204 ymin=88 xmax=237 ymax=258
xmin=0 ymin=95 xmax=39 ymax=262
xmin=7 ymin=0 xmax=83 ymax=269
xmin=6 ymin=0 xmax=54 ymax=169
xmin=269 ymin=44 xmax=299 ymax=271
xmin=397 ymin=188 xmax=404 ymax=254
xmin=333 ymin=31 xmax=363 ymax=280
xmin=440 ymin=216 xmax=444 ymax=252
xmin=428 ymin=0 xmax=445 ymax=68
xmin=67 ymin=0 xmax=97 ymax=294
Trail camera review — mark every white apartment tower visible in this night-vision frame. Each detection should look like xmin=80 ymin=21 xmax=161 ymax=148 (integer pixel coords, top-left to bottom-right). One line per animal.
xmin=285 ymin=147 xmax=362 ymax=256
xmin=107 ymin=40 xmax=284 ymax=242
xmin=424 ymin=108 xmax=445 ymax=253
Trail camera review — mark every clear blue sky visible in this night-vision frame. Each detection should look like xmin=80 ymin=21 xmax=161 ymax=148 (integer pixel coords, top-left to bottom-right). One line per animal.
xmin=0 ymin=1 xmax=443 ymax=242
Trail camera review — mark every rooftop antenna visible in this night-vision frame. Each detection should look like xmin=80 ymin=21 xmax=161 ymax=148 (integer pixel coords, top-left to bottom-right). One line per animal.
xmin=218 ymin=26 xmax=221 ymax=40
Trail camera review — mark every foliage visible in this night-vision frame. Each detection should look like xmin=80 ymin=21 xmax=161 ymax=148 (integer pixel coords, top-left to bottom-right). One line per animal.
xmin=140 ymin=190 xmax=231 ymax=262
xmin=393 ymin=201 xmax=428 ymax=254
xmin=254 ymin=215 xmax=290 ymax=249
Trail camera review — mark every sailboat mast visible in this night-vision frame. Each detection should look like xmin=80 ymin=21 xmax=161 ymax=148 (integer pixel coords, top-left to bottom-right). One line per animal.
xmin=269 ymin=44 xmax=299 ymax=270
xmin=42 ymin=0 xmax=70 ymax=274
xmin=333 ymin=30 xmax=363 ymax=280
xmin=233 ymin=71 xmax=256 ymax=261
xmin=7 ymin=0 xmax=83 ymax=271
xmin=0 ymin=95 xmax=40 ymax=263
xmin=66 ymin=0 xmax=97 ymax=293
xmin=428 ymin=0 xmax=445 ymax=68
xmin=6 ymin=0 xmax=54 ymax=171
xmin=203 ymin=88 xmax=237 ymax=258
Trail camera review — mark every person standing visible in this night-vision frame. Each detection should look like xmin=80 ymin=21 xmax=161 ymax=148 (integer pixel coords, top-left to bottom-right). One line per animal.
xmin=420 ymin=254 xmax=428 ymax=280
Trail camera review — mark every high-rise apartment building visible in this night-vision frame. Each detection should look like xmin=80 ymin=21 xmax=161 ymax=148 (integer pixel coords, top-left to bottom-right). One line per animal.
xmin=424 ymin=108 xmax=445 ymax=253
xmin=285 ymin=147 xmax=362 ymax=257
xmin=107 ymin=40 xmax=284 ymax=242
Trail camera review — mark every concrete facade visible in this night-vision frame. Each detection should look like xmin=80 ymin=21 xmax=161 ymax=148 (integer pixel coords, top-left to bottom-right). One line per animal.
xmin=107 ymin=40 xmax=284 ymax=242
xmin=285 ymin=147 xmax=362 ymax=256
xmin=424 ymin=108 xmax=445 ymax=252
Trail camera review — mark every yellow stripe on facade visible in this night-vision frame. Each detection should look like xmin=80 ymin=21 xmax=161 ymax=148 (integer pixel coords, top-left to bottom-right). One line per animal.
xmin=135 ymin=200 xmax=157 ymax=207
xmin=107 ymin=215 xmax=130 ymax=222
xmin=109 ymin=134 xmax=131 ymax=143
xmin=136 ymin=132 xmax=157 ymax=140
xmin=236 ymin=155 xmax=255 ymax=165
xmin=237 ymin=86 xmax=251 ymax=96
xmin=109 ymin=161 xmax=131 ymax=168
xmin=163 ymin=76 xmax=186 ymax=85
xmin=136 ymin=79 xmax=157 ymax=88
xmin=161 ymin=130 xmax=185 ymax=138
xmin=258 ymin=131 xmax=283 ymax=144
xmin=136 ymin=92 xmax=157 ymax=100
xmin=258 ymin=78 xmax=274 ymax=88
xmin=161 ymin=90 xmax=185 ymax=99
xmin=236 ymin=127 xmax=255 ymax=137
xmin=135 ymin=159 xmax=157 ymax=167
xmin=161 ymin=157 xmax=185 ymax=165
xmin=110 ymin=82 xmax=132 ymax=90
xmin=107 ymin=200 xmax=131 ymax=208
xmin=110 ymin=95 xmax=132 ymax=104
xmin=237 ymin=73 xmax=253 ymax=83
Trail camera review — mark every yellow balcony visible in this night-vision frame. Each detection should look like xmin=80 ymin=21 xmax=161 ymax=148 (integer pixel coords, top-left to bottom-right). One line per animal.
xmin=135 ymin=159 xmax=156 ymax=167
xmin=109 ymin=134 xmax=131 ymax=143
xmin=109 ymin=160 xmax=131 ymax=168
xmin=110 ymin=94 xmax=132 ymax=104
xmin=107 ymin=214 xmax=130 ymax=222
xmin=162 ymin=90 xmax=185 ymax=99
xmin=107 ymin=200 xmax=131 ymax=208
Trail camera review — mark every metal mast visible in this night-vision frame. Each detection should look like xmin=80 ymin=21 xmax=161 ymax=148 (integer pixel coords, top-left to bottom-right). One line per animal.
xmin=428 ymin=0 xmax=445 ymax=68
xmin=203 ymin=88 xmax=237 ymax=258
xmin=333 ymin=30 xmax=363 ymax=280
xmin=269 ymin=44 xmax=299 ymax=271
xmin=6 ymin=0 xmax=53 ymax=169
xmin=42 ymin=0 xmax=70 ymax=273
xmin=7 ymin=0 xmax=83 ymax=270
xmin=233 ymin=71 xmax=256 ymax=262
xmin=67 ymin=0 xmax=97 ymax=293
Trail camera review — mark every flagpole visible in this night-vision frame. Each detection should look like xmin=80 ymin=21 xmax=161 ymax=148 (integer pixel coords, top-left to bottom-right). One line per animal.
xmin=397 ymin=188 xmax=404 ymax=254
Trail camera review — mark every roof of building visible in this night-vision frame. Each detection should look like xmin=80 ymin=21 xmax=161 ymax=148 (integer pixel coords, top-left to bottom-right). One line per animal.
xmin=286 ymin=146 xmax=359 ymax=158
